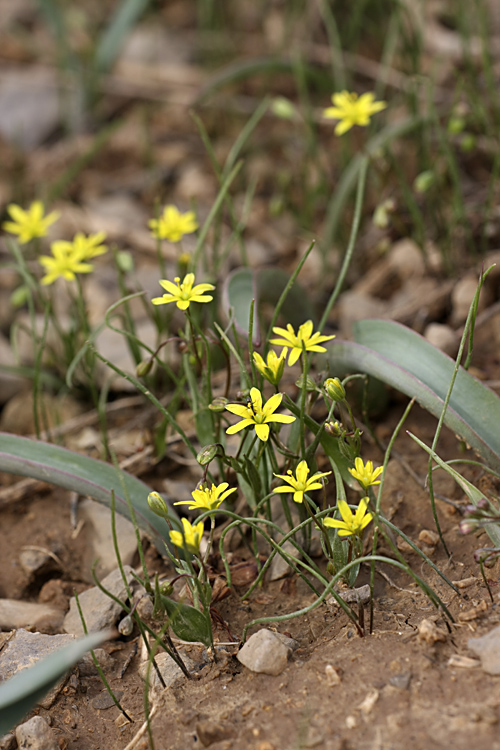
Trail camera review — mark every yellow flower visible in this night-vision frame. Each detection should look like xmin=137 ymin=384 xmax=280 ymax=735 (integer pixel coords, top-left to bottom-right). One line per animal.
xmin=270 ymin=321 xmax=335 ymax=366
xmin=348 ymin=457 xmax=383 ymax=490
xmin=273 ymin=460 xmax=331 ymax=504
xmin=149 ymin=205 xmax=198 ymax=242
xmin=151 ymin=273 xmax=215 ymax=311
xmin=324 ymin=497 xmax=373 ymax=537
xmin=323 ymin=91 xmax=386 ymax=136
xmin=226 ymin=387 xmax=295 ymax=442
xmin=175 ymin=482 xmax=236 ymax=511
xmin=253 ymin=348 xmax=287 ymax=386
xmin=3 ymin=201 xmax=60 ymax=244
xmin=39 ymin=245 xmax=93 ymax=285
xmin=169 ymin=517 xmax=204 ymax=554
xmin=51 ymin=232 xmax=107 ymax=260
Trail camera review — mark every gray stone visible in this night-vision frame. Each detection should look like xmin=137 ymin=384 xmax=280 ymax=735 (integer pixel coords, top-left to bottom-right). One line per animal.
xmin=237 ymin=629 xmax=291 ymax=676
xmin=63 ymin=566 xmax=135 ymax=636
xmin=15 ymin=715 xmax=58 ymax=750
xmin=19 ymin=548 xmax=58 ymax=577
xmin=267 ymin=540 xmax=301 ymax=581
xmin=139 ymin=651 xmax=195 ymax=697
xmin=0 ymin=333 xmax=27 ymax=404
xmin=0 ymin=629 xmax=76 ymax=708
xmin=468 ymin=626 xmax=500 ymax=674
xmin=389 ymin=671 xmax=412 ymax=690
xmin=424 ymin=323 xmax=458 ymax=357
xmin=78 ymin=648 xmax=115 ymax=677
xmin=0 ymin=68 xmax=60 ymax=149
xmin=0 ymin=599 xmax=64 ymax=633
xmin=78 ymin=499 xmax=138 ymax=580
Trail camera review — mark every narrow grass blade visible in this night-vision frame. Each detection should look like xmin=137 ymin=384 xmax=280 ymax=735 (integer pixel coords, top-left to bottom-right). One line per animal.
xmin=0 ymin=630 xmax=112 ymax=734
xmin=0 ymin=433 xmax=176 ymax=547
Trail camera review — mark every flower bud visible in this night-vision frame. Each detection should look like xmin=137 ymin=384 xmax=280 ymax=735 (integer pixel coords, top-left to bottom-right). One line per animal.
xmin=474 ymin=548 xmax=498 ymax=567
xmin=197 ymin=444 xmax=222 ymax=466
xmin=160 ymin=581 xmax=174 ymax=596
xmin=208 ymin=397 xmax=229 ymax=412
xmin=324 ymin=377 xmax=346 ymax=402
xmin=147 ymin=491 xmax=169 ymax=518
xmin=118 ymin=614 xmax=134 ymax=636
xmin=295 ymin=375 xmax=318 ymax=392
xmin=271 ymin=97 xmax=296 ymax=120
xmin=476 ymin=497 xmax=490 ymax=510
xmin=458 ymin=519 xmax=476 ymax=535
xmin=136 ymin=359 xmax=153 ymax=378
xmin=115 ymin=250 xmax=134 ymax=273
xmin=414 ymin=170 xmax=435 ymax=194
xmin=325 ymin=421 xmax=342 ymax=437
xmin=447 ymin=116 xmax=465 ymax=135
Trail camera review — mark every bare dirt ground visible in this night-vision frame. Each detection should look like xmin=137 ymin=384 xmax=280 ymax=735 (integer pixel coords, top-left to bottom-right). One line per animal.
xmin=2 ymin=2 xmax=500 ymax=749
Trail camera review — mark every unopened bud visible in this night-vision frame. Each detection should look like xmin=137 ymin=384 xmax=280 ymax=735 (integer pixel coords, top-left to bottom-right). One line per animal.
xmin=476 ymin=497 xmax=490 ymax=510
xmin=147 ymin=491 xmax=169 ymax=518
xmin=458 ymin=519 xmax=476 ymax=535
xmin=414 ymin=170 xmax=435 ymax=194
xmin=115 ymin=250 xmax=134 ymax=273
xmin=136 ymin=359 xmax=153 ymax=377
xmin=324 ymin=377 xmax=346 ymax=402
xmin=447 ymin=116 xmax=465 ymax=135
xmin=271 ymin=97 xmax=296 ymax=120
xmin=325 ymin=421 xmax=342 ymax=437
xmin=295 ymin=375 xmax=318 ymax=392
xmin=118 ymin=614 xmax=134 ymax=636
xmin=160 ymin=581 xmax=174 ymax=596
xmin=474 ymin=548 xmax=498 ymax=567
xmin=197 ymin=444 xmax=222 ymax=466
xmin=460 ymin=133 xmax=476 ymax=153
xmin=208 ymin=397 xmax=228 ymax=412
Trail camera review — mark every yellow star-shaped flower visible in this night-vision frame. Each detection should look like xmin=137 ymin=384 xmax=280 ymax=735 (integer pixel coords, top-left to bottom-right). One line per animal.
xmin=324 ymin=497 xmax=373 ymax=537
xmin=151 ymin=273 xmax=215 ymax=311
xmin=51 ymin=232 xmax=107 ymax=260
xmin=348 ymin=457 xmax=383 ymax=490
xmin=323 ymin=91 xmax=386 ymax=136
xmin=39 ymin=245 xmax=93 ymax=285
xmin=175 ymin=482 xmax=236 ymax=511
xmin=169 ymin=518 xmax=204 ymax=554
xmin=225 ymin=387 xmax=295 ymax=442
xmin=270 ymin=321 xmax=335 ymax=366
xmin=273 ymin=460 xmax=331 ymax=504
xmin=3 ymin=201 xmax=60 ymax=244
xmin=149 ymin=205 xmax=198 ymax=242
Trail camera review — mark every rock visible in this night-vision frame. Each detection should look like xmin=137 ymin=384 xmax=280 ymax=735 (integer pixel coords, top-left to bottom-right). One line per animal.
xmin=324 ymin=664 xmax=341 ymax=686
xmin=0 ymin=67 xmax=61 ymax=149
xmin=139 ymin=651 xmax=195 ymax=697
xmin=0 ymin=599 xmax=65 ymax=633
xmin=417 ymin=618 xmax=447 ymax=644
xmin=0 ymin=734 xmax=16 ymax=750
xmin=424 ymin=323 xmax=458 ymax=357
xmin=451 ymin=274 xmax=492 ymax=326
xmin=78 ymin=648 xmax=115 ymax=677
xmin=63 ymin=566 xmax=135 ymax=636
xmin=337 ymin=290 xmax=386 ymax=337
xmin=237 ymin=629 xmax=291 ymax=676
xmin=19 ymin=548 xmax=60 ymax=578
xmin=0 ymin=629 xmax=76 ymax=708
xmin=196 ymin=720 xmax=236 ymax=747
xmin=468 ymin=625 xmax=500 ymax=674
xmin=0 ymin=389 xmax=83 ymax=435
xmin=77 ymin=499 xmax=138 ymax=580
xmin=267 ymin=540 xmax=301 ymax=581
xmin=388 ymin=238 xmax=426 ymax=280
xmin=15 ymin=716 xmax=59 ymax=750
xmin=389 ymin=671 xmax=411 ymax=689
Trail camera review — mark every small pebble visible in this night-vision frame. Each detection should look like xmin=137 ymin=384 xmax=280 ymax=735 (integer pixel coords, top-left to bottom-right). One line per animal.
xmin=16 ymin=716 xmax=59 ymax=750
xmin=237 ymin=629 xmax=291 ymax=676
xmin=468 ymin=625 xmax=500 ymax=674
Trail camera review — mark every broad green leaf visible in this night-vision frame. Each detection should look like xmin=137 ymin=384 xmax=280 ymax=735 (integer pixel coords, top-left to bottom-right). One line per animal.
xmin=161 ymin=597 xmax=212 ymax=646
xmin=327 ymin=320 xmax=500 ymax=474
xmin=0 ymin=630 xmax=112 ymax=734
xmin=222 ymin=268 xmax=315 ymax=342
xmin=409 ymin=433 xmax=500 ymax=548
xmin=0 ymin=433 xmax=178 ymax=549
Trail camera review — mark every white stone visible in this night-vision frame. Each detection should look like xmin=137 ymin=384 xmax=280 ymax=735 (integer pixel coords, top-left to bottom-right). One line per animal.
xmin=468 ymin=625 xmax=500 ymax=674
xmin=424 ymin=323 xmax=458 ymax=357
xmin=237 ymin=629 xmax=291 ymax=676
xmin=267 ymin=540 xmax=301 ymax=581
xmin=15 ymin=716 xmax=58 ymax=750
xmin=63 ymin=566 xmax=135 ymax=636
xmin=78 ymin=498 xmax=138 ymax=580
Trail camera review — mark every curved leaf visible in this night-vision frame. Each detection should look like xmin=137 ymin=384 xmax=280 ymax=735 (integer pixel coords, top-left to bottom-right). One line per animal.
xmin=0 ymin=433 xmax=177 ymax=549
xmin=327 ymin=320 xmax=500 ymax=473
xmin=0 ymin=630 xmax=112 ymax=734
xmin=222 ymin=267 xmax=315 ymax=342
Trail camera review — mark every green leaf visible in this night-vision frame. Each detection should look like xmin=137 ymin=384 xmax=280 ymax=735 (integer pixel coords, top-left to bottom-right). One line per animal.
xmin=408 ymin=432 xmax=500 ymax=548
xmin=161 ymin=597 xmax=212 ymax=646
xmin=327 ymin=320 xmax=500 ymax=474
xmin=94 ymin=0 xmax=151 ymax=74
xmin=0 ymin=630 xmax=112 ymax=734
xmin=0 ymin=433 xmax=178 ymax=550
xmin=222 ymin=267 xmax=315 ymax=342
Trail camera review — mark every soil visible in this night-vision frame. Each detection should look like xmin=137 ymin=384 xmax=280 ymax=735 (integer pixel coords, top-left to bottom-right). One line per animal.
xmin=2 ymin=2 xmax=500 ymax=749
